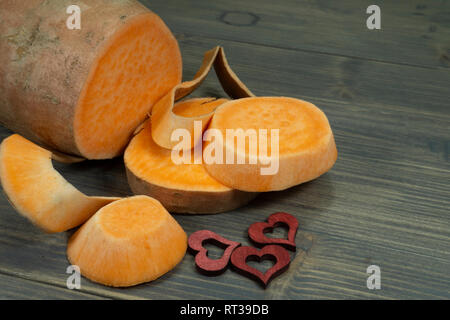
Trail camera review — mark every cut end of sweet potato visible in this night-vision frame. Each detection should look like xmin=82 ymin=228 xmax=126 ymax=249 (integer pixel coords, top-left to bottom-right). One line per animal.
xmin=0 ymin=135 xmax=119 ymax=233
xmin=204 ymin=97 xmax=338 ymax=191
xmin=125 ymin=120 xmax=257 ymax=213
xmin=67 ymin=195 xmax=187 ymax=287
xmin=74 ymin=13 xmax=182 ymax=159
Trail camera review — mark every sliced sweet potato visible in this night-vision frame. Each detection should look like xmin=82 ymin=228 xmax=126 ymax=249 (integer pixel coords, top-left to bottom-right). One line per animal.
xmin=67 ymin=195 xmax=187 ymax=287
xmin=0 ymin=0 xmax=181 ymax=159
xmin=125 ymin=119 xmax=257 ymax=214
xmin=0 ymin=134 xmax=119 ymax=233
xmin=203 ymin=97 xmax=338 ymax=192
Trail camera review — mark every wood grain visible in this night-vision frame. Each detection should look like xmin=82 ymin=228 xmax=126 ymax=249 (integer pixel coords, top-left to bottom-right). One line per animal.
xmin=175 ymin=36 xmax=450 ymax=114
xmin=145 ymin=0 xmax=450 ymax=68
xmin=0 ymin=273 xmax=105 ymax=300
xmin=0 ymin=0 xmax=448 ymax=299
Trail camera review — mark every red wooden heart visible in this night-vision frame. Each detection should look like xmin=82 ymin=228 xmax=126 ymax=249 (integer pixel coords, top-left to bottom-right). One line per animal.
xmin=230 ymin=245 xmax=290 ymax=287
xmin=188 ymin=230 xmax=240 ymax=275
xmin=248 ymin=212 xmax=298 ymax=251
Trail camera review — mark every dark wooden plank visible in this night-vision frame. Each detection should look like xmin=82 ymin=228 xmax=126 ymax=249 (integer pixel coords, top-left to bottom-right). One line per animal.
xmin=144 ymin=0 xmax=450 ymax=68
xmin=175 ymin=35 xmax=450 ymax=115
xmin=0 ymin=273 xmax=105 ymax=299
xmin=265 ymin=234 xmax=450 ymax=299
xmin=0 ymin=2 xmax=449 ymax=299
xmin=0 ymin=79 xmax=448 ymax=299
xmin=0 ymin=155 xmax=448 ymax=299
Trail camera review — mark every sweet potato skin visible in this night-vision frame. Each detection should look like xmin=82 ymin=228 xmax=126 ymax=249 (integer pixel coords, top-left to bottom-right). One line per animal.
xmin=126 ymin=166 xmax=258 ymax=214
xmin=0 ymin=0 xmax=179 ymax=157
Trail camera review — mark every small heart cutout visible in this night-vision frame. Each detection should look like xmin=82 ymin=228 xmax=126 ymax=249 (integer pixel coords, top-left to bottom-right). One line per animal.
xmin=188 ymin=230 xmax=240 ymax=275
xmin=248 ymin=212 xmax=298 ymax=251
xmin=230 ymin=245 xmax=290 ymax=287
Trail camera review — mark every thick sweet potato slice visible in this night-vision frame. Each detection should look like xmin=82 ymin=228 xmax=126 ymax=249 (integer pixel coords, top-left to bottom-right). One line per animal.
xmin=151 ymin=46 xmax=253 ymax=150
xmin=67 ymin=195 xmax=187 ymax=287
xmin=0 ymin=0 xmax=181 ymax=159
xmin=0 ymin=134 xmax=120 ymax=233
xmin=125 ymin=119 xmax=257 ymax=214
xmin=203 ymin=97 xmax=338 ymax=192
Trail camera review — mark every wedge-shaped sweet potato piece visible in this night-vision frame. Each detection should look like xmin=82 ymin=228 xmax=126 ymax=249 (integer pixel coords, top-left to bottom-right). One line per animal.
xmin=67 ymin=195 xmax=187 ymax=287
xmin=203 ymin=97 xmax=338 ymax=192
xmin=0 ymin=134 xmax=119 ymax=232
xmin=125 ymin=118 xmax=257 ymax=214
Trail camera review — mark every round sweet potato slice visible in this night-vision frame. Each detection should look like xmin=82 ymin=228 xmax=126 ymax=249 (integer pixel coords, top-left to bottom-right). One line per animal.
xmin=203 ymin=97 xmax=338 ymax=192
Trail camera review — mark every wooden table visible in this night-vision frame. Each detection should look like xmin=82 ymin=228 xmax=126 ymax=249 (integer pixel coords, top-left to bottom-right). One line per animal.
xmin=0 ymin=0 xmax=448 ymax=299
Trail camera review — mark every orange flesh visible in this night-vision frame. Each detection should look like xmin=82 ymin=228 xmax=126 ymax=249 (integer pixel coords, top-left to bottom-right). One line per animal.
xmin=0 ymin=135 xmax=59 ymax=218
xmin=67 ymin=196 xmax=187 ymax=287
xmin=0 ymin=134 xmax=118 ymax=232
xmin=125 ymin=120 xmax=231 ymax=192
xmin=204 ymin=97 xmax=337 ymax=192
xmin=100 ymin=196 xmax=165 ymax=238
xmin=74 ymin=13 xmax=182 ymax=159
xmin=212 ymin=97 xmax=331 ymax=155
xmin=173 ymin=98 xmax=228 ymax=117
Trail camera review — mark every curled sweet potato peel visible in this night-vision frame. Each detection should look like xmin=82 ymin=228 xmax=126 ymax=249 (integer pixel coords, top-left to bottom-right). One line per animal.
xmin=151 ymin=46 xmax=254 ymax=150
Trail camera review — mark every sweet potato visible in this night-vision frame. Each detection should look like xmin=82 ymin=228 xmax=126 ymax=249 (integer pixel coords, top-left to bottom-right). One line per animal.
xmin=0 ymin=0 xmax=181 ymax=159
xmin=67 ymin=195 xmax=187 ymax=287
xmin=0 ymin=134 xmax=119 ymax=232
xmin=203 ymin=97 xmax=338 ymax=192
xmin=125 ymin=119 xmax=257 ymax=214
